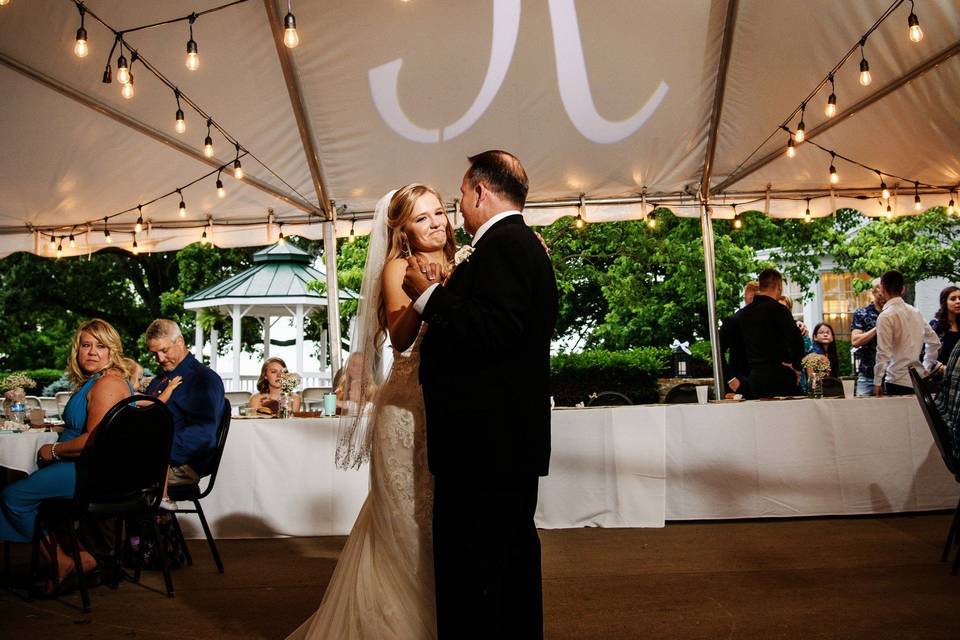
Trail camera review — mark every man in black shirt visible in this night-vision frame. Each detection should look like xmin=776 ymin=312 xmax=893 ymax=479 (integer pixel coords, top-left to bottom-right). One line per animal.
xmin=738 ymin=268 xmax=805 ymax=398
xmin=720 ymin=281 xmax=758 ymax=396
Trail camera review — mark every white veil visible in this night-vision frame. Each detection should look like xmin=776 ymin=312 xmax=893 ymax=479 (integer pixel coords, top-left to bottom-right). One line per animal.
xmin=335 ymin=190 xmax=396 ymax=469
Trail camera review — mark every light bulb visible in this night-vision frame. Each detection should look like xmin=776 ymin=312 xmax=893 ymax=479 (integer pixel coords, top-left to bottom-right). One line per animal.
xmin=349 ymin=230 xmax=356 ymax=243
xmin=105 ymin=230 xmax=112 ymax=243
xmin=885 ymin=204 xmax=893 ymax=219
xmin=0 ymin=0 xmax=11 ymax=7
xmin=794 ymin=121 xmax=805 ymax=143
xmin=914 ymin=195 xmax=922 ymax=211
xmin=908 ymin=13 xmax=923 ymax=43
xmin=121 ymin=74 xmax=134 ymax=99
xmin=179 ymin=199 xmax=187 ymax=217
xmin=881 ymin=183 xmax=890 ymax=200
xmin=48 ymin=237 xmax=56 ymax=251
xmin=859 ymin=58 xmax=871 ymax=86
xmin=283 ymin=12 xmax=299 ymax=48
xmin=175 ymin=109 xmax=186 ymax=134
xmin=233 ymin=159 xmax=243 ymax=180
xmin=786 ymin=138 xmax=796 ymax=158
xmin=132 ymin=239 xmax=139 ymax=255
xmin=829 ymin=165 xmax=839 ymax=184
xmin=804 ymin=208 xmax=811 ymax=223
xmin=69 ymin=235 xmax=75 ymax=249
xmin=75 ymin=28 xmax=88 ymax=58
xmin=116 ymin=55 xmax=129 ymax=84
xmin=216 ymin=179 xmax=225 ymax=198
xmin=186 ymin=39 xmax=199 ymax=71
xmin=204 ymin=136 xmax=214 ymax=157
xmin=733 ymin=216 xmax=742 ymax=230
xmin=135 ymin=216 xmax=143 ymax=234
xmin=574 ymin=215 xmax=585 ymax=229
xmin=57 ymin=243 xmax=62 ymax=259
xmin=278 ymin=228 xmax=285 ymax=244
xmin=825 ymin=94 xmax=837 ymax=118
xmin=647 ymin=216 xmax=656 ymax=229
xmin=948 ymin=199 xmax=956 ymax=216
xmin=201 ymin=229 xmax=208 ymax=245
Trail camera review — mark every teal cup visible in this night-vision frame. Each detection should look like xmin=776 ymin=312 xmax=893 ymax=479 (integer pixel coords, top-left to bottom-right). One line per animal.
xmin=323 ymin=392 xmax=337 ymax=416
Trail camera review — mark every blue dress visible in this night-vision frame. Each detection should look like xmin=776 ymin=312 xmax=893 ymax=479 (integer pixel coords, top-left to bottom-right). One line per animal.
xmin=0 ymin=374 xmax=104 ymax=542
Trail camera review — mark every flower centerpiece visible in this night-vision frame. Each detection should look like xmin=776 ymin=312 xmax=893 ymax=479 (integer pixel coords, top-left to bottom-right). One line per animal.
xmin=800 ymin=353 xmax=831 ymax=398
xmin=1 ymin=372 xmax=36 ymax=424
xmin=278 ymin=371 xmax=302 ymax=418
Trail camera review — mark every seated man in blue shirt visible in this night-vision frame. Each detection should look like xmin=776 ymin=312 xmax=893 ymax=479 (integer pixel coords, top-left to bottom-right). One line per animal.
xmin=144 ymin=319 xmax=225 ymax=505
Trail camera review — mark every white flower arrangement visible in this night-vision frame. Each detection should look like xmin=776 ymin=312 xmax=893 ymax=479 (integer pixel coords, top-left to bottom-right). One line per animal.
xmin=454 ymin=245 xmax=475 ymax=266
xmin=280 ymin=371 xmax=302 ymax=394
xmin=1 ymin=372 xmax=35 ymax=402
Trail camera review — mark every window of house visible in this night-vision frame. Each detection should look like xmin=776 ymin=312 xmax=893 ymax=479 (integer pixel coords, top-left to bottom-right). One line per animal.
xmin=820 ymin=271 xmax=871 ymax=341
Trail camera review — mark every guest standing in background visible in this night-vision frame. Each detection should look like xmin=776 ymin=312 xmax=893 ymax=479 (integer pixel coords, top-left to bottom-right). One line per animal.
xmin=851 ymin=278 xmax=885 ymax=397
xmin=809 ymin=322 xmax=840 ymax=378
xmin=249 ymin=357 xmax=301 ymax=416
xmin=739 ymin=268 xmax=805 ymax=398
xmin=929 ymin=285 xmax=960 ymax=366
xmin=874 ymin=270 xmax=941 ymax=396
xmin=719 ymin=281 xmax=758 ymax=396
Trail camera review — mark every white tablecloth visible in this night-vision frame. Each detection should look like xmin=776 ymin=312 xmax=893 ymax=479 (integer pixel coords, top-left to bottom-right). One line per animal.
xmin=0 ymin=429 xmax=59 ymax=474
xmin=181 ymin=397 xmax=960 ymax=538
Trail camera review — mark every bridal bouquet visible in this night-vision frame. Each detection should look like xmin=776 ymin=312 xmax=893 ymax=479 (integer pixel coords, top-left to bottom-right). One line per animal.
xmin=1 ymin=372 xmax=35 ymax=402
xmin=280 ymin=371 xmax=302 ymax=394
xmin=800 ymin=353 xmax=831 ymax=377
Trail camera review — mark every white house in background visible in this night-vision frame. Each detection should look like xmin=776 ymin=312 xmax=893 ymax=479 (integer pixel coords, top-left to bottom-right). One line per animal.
xmin=756 ymin=248 xmax=951 ymax=342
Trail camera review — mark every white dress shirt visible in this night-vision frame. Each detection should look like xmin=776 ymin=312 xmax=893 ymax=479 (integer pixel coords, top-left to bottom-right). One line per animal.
xmin=873 ymin=296 xmax=941 ymax=387
xmin=412 ymin=210 xmax=522 ymax=314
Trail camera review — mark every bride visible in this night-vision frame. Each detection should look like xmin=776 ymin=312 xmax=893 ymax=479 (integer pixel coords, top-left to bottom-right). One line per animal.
xmin=287 ymin=184 xmax=456 ymax=639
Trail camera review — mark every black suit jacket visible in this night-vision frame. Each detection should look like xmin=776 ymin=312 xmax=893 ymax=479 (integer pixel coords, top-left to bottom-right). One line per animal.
xmin=719 ymin=311 xmax=749 ymax=391
xmin=419 ymin=215 xmax=558 ymax=478
xmin=738 ymin=294 xmax=804 ymax=398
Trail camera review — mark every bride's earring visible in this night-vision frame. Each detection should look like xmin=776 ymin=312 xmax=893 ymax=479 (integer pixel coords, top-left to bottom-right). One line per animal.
xmin=400 ymin=234 xmax=411 ymax=257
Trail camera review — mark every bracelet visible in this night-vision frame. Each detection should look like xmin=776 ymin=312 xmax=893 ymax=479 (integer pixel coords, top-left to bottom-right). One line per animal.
xmin=50 ymin=442 xmax=60 ymax=461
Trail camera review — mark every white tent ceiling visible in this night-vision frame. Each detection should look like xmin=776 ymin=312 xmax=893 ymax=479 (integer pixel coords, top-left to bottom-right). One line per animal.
xmin=1 ymin=0 xmax=958 ymax=258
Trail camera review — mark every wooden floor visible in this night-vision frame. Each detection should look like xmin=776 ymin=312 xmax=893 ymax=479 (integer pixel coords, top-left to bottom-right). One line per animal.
xmin=2 ymin=513 xmax=958 ymax=639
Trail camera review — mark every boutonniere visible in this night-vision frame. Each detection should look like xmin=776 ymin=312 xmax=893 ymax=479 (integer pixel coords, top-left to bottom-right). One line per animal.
xmin=454 ymin=245 xmax=474 ymax=266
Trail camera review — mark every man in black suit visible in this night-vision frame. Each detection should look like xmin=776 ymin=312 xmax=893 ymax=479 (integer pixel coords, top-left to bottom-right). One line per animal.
xmin=738 ymin=268 xmax=804 ymax=398
xmin=719 ymin=281 xmax=758 ymax=396
xmin=403 ymin=150 xmax=558 ymax=639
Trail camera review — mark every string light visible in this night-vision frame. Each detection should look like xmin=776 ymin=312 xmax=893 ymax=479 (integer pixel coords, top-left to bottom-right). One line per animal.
xmin=825 ymin=74 xmax=837 ymax=118
xmin=907 ymin=1 xmax=923 ymax=43
xmin=132 ymin=238 xmax=139 ymax=255
xmin=135 ymin=205 xmax=143 ymax=233
xmin=56 ymin=239 xmax=63 ymax=259
xmin=101 ymin=61 xmax=112 ymax=83
xmin=948 ymin=193 xmax=956 ymax=216
xmin=885 ymin=203 xmax=893 ymax=219
xmin=786 ymin=136 xmax=796 ymax=158
xmin=646 ymin=211 xmax=657 ymax=229
xmin=201 ymin=227 xmax=208 ymax=245
xmin=804 ymin=199 xmax=812 ymax=223
xmin=877 ymin=172 xmax=890 ymax=200
xmin=48 ymin=235 xmax=56 ymax=252
xmin=574 ymin=212 xmax=585 ymax=229
xmin=174 ymin=89 xmax=186 ymax=134
xmin=829 ymin=152 xmax=839 ymax=184
xmin=103 ymin=218 xmax=111 ymax=243
xmin=732 ymin=205 xmax=742 ymax=230
xmin=216 ymin=169 xmax=225 ymax=198
xmin=348 ymin=218 xmax=356 ymax=243
xmin=74 ymin=4 xmax=88 ymax=58
xmin=177 ymin=189 xmax=187 ymax=217
xmin=278 ymin=222 xmax=285 ymax=244
xmin=121 ymin=70 xmax=134 ymax=99
xmin=283 ymin=1 xmax=300 ymax=48
xmin=914 ymin=182 xmax=922 ymax=211
xmin=794 ymin=104 xmax=806 ymax=143
xmin=186 ymin=15 xmax=199 ymax=71
xmin=858 ymin=40 xmax=872 ymax=86
xmin=232 ymin=143 xmax=243 ymax=179
xmin=116 ymin=47 xmax=130 ymax=85
xmin=204 ymin=119 xmax=214 ymax=157
xmin=69 ymin=233 xmax=76 ymax=249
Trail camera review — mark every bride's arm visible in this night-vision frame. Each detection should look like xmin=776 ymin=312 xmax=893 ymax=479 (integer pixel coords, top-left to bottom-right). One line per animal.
xmin=382 ymin=258 xmax=423 ymax=352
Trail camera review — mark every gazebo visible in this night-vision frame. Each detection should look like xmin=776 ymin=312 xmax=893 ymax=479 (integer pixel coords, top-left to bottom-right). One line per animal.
xmin=184 ymin=242 xmax=357 ymax=391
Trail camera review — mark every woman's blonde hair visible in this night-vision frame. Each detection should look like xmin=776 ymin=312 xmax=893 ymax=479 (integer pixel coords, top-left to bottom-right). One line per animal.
xmin=66 ymin=319 xmax=128 ymax=386
xmin=256 ymin=357 xmax=288 ymax=394
xmin=377 ymin=183 xmax=457 ymax=341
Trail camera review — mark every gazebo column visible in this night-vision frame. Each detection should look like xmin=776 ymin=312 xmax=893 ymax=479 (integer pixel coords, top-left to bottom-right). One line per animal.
xmin=194 ymin=312 xmax=203 ymax=357
xmin=295 ymin=304 xmax=305 ymax=375
xmin=232 ymin=304 xmax=242 ymax=391
xmin=262 ymin=316 xmax=271 ymax=359
xmin=210 ymin=327 xmax=219 ymax=371
xmin=323 ymin=221 xmax=342 ymax=379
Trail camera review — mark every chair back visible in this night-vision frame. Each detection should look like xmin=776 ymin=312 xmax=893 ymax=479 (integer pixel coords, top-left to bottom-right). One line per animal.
xmin=821 ymin=377 xmax=845 ymax=398
xmin=909 ymin=367 xmax=959 ymax=478
xmin=199 ymin=399 xmax=232 ymax=499
xmin=81 ymin=395 xmax=174 ymax=508
xmin=301 ymin=386 xmax=331 ymax=411
xmin=55 ymin=391 xmax=73 ymax=416
xmin=664 ymin=383 xmax=713 ymax=404
xmin=224 ymin=391 xmax=251 ymax=408
xmin=23 ymin=396 xmax=42 ymax=410
xmin=38 ymin=396 xmax=59 ymax=416
xmin=587 ymin=391 xmax=634 ymax=407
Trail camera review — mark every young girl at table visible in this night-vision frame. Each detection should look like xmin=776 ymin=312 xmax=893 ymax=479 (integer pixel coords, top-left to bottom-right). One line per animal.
xmin=249 ymin=357 xmax=301 ymax=416
xmin=0 ymin=319 xmax=133 ymax=594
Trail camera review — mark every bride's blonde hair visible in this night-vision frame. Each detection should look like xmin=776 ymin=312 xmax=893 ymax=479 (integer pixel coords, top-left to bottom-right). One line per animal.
xmin=377 ymin=184 xmax=457 ymax=342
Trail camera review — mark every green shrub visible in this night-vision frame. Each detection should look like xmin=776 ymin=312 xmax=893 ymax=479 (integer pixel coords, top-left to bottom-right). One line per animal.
xmin=551 ymin=348 xmax=668 ymax=406
xmin=835 ymin=339 xmax=852 ymax=377
xmin=0 ymin=369 xmax=65 ymax=396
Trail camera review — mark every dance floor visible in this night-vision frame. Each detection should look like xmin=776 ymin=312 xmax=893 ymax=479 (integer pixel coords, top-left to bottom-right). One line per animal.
xmin=2 ymin=513 xmax=958 ymax=639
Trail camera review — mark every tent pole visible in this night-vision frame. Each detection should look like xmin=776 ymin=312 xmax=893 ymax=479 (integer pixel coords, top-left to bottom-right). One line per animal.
xmin=232 ymin=305 xmax=243 ymax=392
xmin=323 ymin=221 xmax=342 ymax=381
xmin=210 ymin=327 xmax=219 ymax=371
xmin=295 ymin=304 xmax=305 ymax=378
xmin=700 ymin=205 xmax=724 ymax=400
xmin=262 ymin=317 xmax=271 ymax=360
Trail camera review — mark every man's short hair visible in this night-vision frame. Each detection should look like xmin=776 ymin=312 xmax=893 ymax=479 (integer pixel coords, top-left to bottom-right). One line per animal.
xmin=146 ymin=319 xmax=183 ymax=343
xmin=757 ymin=268 xmax=782 ymax=290
xmin=880 ymin=270 xmax=905 ymax=296
xmin=466 ymin=150 xmax=529 ymax=208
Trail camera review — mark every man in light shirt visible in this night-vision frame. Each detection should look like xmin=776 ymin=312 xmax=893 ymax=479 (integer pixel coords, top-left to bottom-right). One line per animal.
xmin=873 ymin=270 xmax=941 ymax=396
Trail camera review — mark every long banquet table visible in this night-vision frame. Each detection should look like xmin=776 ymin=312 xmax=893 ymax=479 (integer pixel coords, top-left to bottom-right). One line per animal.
xmin=175 ymin=396 xmax=960 ymax=539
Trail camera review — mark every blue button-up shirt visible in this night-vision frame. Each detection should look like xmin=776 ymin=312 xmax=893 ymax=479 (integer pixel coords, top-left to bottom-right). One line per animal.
xmin=851 ymin=302 xmax=881 ymax=378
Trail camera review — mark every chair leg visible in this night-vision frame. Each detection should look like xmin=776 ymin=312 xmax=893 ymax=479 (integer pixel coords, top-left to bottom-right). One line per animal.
xmin=942 ymin=500 xmax=960 ymax=562
xmin=65 ymin=524 xmax=90 ymax=613
xmin=149 ymin=516 xmax=175 ymax=597
xmin=194 ymin=500 xmax=223 ymax=573
xmin=169 ymin=513 xmax=192 ymax=567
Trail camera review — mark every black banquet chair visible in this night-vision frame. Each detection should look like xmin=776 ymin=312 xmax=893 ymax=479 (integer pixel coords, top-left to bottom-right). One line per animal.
xmin=664 ymin=383 xmax=714 ymax=404
xmin=821 ymin=376 xmax=845 ymax=398
xmin=165 ymin=399 xmax=231 ymax=574
xmin=909 ymin=366 xmax=960 ymax=575
xmin=33 ymin=395 xmax=175 ymax=611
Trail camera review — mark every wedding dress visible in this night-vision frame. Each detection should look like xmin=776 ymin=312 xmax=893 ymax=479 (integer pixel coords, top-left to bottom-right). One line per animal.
xmin=287 ymin=191 xmax=436 ymax=640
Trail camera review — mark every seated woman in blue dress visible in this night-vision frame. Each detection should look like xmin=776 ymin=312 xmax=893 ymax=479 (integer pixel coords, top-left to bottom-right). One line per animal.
xmin=0 ymin=318 xmax=132 ymax=592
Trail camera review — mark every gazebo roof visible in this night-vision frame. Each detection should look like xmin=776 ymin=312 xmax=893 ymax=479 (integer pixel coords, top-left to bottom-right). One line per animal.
xmin=183 ymin=242 xmax=356 ymax=315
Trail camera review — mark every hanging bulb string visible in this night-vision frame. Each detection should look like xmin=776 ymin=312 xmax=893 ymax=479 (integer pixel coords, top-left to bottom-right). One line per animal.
xmin=93 ymin=0 xmax=252 ymax=36
xmin=67 ymin=0 xmax=315 ymax=211
xmin=725 ymin=0 xmax=907 ymax=182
